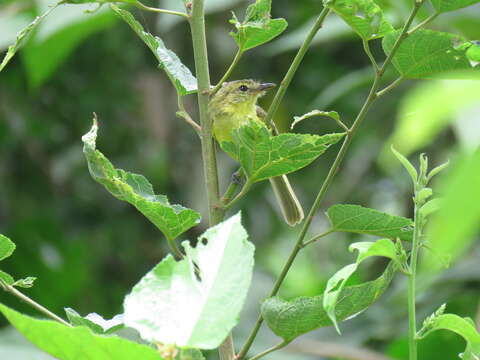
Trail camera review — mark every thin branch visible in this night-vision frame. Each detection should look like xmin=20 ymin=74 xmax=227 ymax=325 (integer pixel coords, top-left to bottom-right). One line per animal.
xmin=237 ymin=2 xmax=425 ymax=358
xmin=223 ymin=180 xmax=252 ymax=210
xmin=363 ymin=39 xmax=379 ymax=72
xmin=263 ymin=7 xmax=332 ymax=128
xmin=134 ymin=1 xmax=189 ymax=18
xmin=302 ymin=229 xmax=334 ymax=248
xmin=176 ymin=95 xmax=202 ymax=137
xmin=0 ymin=279 xmax=71 ymax=327
xmin=247 ymin=341 xmax=290 ymax=360
xmin=211 ymin=49 xmax=244 ymax=96
xmin=408 ymin=12 xmax=439 ymax=35
xmin=376 ymin=77 xmax=405 ymax=97
xmin=220 ymin=168 xmax=243 ymax=205
xmin=167 ymin=239 xmax=184 ymax=259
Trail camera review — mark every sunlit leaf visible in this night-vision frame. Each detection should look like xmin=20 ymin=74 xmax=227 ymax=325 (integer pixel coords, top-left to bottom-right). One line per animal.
xmin=261 ymin=262 xmax=397 ymax=341
xmin=0 ymin=271 xmax=15 ymax=286
xmin=326 ymin=0 xmax=393 ymax=40
xmin=291 ymin=110 xmax=341 ymax=130
xmin=12 ymin=277 xmax=37 ymax=288
xmin=326 ymin=204 xmax=414 ymax=241
xmin=221 ymin=122 xmax=344 ymax=183
xmin=82 ymin=118 xmax=201 ymax=242
xmin=391 ymin=146 xmax=418 ymax=184
xmin=179 ymin=349 xmax=205 ymax=360
xmin=230 ymin=0 xmax=288 ymax=51
xmin=466 ymin=41 xmax=480 ymax=62
xmin=0 ymin=303 xmax=164 ymax=360
xmin=430 ymin=0 xmax=480 ymax=13
xmin=0 ymin=6 xmax=56 ymax=73
xmin=418 ymin=309 xmax=480 ymax=360
xmin=324 ymin=239 xmax=403 ymax=332
xmin=382 ymin=29 xmax=478 ymax=79
xmin=110 ymin=5 xmax=197 ymax=95
xmin=0 ymin=234 xmax=15 ymax=262
xmin=65 ymin=308 xmax=124 ymax=334
xmin=124 ymin=213 xmax=254 ymax=349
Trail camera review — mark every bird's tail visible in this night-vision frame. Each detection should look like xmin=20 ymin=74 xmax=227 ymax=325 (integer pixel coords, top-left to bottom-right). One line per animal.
xmin=269 ymin=175 xmax=304 ymax=226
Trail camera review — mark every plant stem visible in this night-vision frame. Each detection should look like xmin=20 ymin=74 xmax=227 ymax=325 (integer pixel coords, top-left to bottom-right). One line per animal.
xmin=177 ymin=95 xmax=202 ymax=137
xmin=237 ymin=3 xmax=424 ymax=358
xmin=189 ymin=2 xmax=232 ymax=359
xmin=302 ymin=229 xmax=334 ymax=248
xmin=134 ymin=1 xmax=189 ymax=18
xmin=362 ymin=40 xmax=379 ymax=72
xmin=408 ymin=202 xmax=422 ymax=360
xmin=376 ymin=77 xmax=405 ymax=97
xmin=211 ymin=49 xmax=244 ymax=96
xmin=247 ymin=341 xmax=289 ymax=360
xmin=408 ymin=12 xmax=439 ymax=35
xmin=264 ymin=7 xmax=331 ymax=127
xmin=223 ymin=181 xmax=252 ymax=209
xmin=0 ymin=279 xmax=71 ymax=327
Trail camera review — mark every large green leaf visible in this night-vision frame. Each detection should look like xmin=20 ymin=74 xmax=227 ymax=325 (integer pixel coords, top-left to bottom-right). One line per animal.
xmin=0 ymin=303 xmax=163 ymax=360
xmin=382 ymin=29 xmax=478 ymax=79
xmin=0 ymin=234 xmax=15 ymax=261
xmin=0 ymin=5 xmax=56 ymax=73
xmin=323 ymin=239 xmax=404 ymax=332
xmin=326 ymin=0 xmax=393 ymax=40
xmin=65 ymin=308 xmax=124 ymax=334
xmin=418 ymin=309 xmax=480 ymax=360
xmin=230 ymin=0 xmax=288 ymax=51
xmin=430 ymin=0 xmax=480 ymax=13
xmin=110 ymin=5 xmax=197 ymax=95
xmin=261 ymin=262 xmax=397 ymax=341
xmin=123 ymin=213 xmax=254 ymax=349
xmin=220 ymin=122 xmax=344 ymax=183
xmin=423 ymin=150 xmax=480 ymax=272
xmin=82 ymin=118 xmax=201 ymax=242
xmin=326 ymin=204 xmax=413 ymax=241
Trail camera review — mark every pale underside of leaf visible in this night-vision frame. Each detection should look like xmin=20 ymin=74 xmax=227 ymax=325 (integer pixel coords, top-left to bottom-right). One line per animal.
xmin=430 ymin=0 xmax=480 ymax=13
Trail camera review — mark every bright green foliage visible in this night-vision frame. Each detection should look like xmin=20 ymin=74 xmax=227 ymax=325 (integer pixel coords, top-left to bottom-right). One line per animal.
xmin=323 ymin=239 xmax=404 ymax=332
xmin=12 ymin=277 xmax=37 ymax=288
xmin=220 ymin=122 xmax=344 ymax=183
xmin=230 ymin=0 xmax=288 ymax=51
xmin=261 ymin=263 xmax=397 ymax=341
xmin=110 ymin=5 xmax=197 ymax=95
xmin=123 ymin=213 xmax=254 ymax=349
xmin=430 ymin=0 xmax=480 ymax=13
xmin=466 ymin=41 xmax=480 ymax=61
xmin=0 ymin=6 xmax=56 ymax=73
xmin=326 ymin=0 xmax=393 ymax=40
xmin=179 ymin=349 xmax=206 ymax=360
xmin=291 ymin=110 xmax=341 ymax=130
xmin=82 ymin=119 xmax=201 ymax=243
xmin=65 ymin=308 xmax=124 ymax=334
xmin=326 ymin=204 xmax=414 ymax=241
xmin=0 ymin=234 xmax=16 ymax=285
xmin=418 ymin=309 xmax=480 ymax=360
xmin=391 ymin=145 xmax=418 ymax=184
xmin=382 ymin=29 xmax=478 ymax=79
xmin=424 ymin=151 xmax=480 ymax=272
xmin=0 ymin=303 xmax=164 ymax=360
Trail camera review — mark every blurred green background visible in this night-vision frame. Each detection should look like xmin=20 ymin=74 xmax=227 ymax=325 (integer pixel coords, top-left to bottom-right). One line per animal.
xmin=0 ymin=0 xmax=479 ymax=359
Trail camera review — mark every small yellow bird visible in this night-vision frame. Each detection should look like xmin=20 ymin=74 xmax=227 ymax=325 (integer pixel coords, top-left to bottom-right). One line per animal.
xmin=209 ymin=79 xmax=304 ymax=226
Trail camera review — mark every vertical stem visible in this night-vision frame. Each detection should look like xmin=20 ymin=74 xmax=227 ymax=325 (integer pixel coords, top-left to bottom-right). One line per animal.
xmin=189 ymin=2 xmax=231 ymax=359
xmin=408 ymin=203 xmax=421 ymax=360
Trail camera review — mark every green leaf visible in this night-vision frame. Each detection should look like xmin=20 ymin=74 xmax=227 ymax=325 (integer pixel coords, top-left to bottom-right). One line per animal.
xmin=382 ymin=29 xmax=478 ymax=79
xmin=12 ymin=277 xmax=36 ymax=288
xmin=466 ymin=41 xmax=480 ymax=62
xmin=420 ymin=198 xmax=443 ymax=218
xmin=326 ymin=204 xmax=414 ymax=241
xmin=179 ymin=349 xmax=205 ymax=360
xmin=326 ymin=0 xmax=393 ymax=40
xmin=221 ymin=122 xmax=344 ymax=183
xmin=65 ymin=308 xmax=124 ymax=334
xmin=0 ymin=5 xmax=56 ymax=73
xmin=261 ymin=262 xmax=397 ymax=341
xmin=323 ymin=239 xmax=403 ymax=332
xmin=110 ymin=5 xmax=197 ymax=95
xmin=0 ymin=234 xmax=16 ymax=261
xmin=418 ymin=312 xmax=480 ymax=360
xmin=123 ymin=213 xmax=254 ymax=349
xmin=291 ymin=110 xmax=341 ymax=130
xmin=82 ymin=118 xmax=201 ymax=242
xmin=0 ymin=303 xmax=164 ymax=360
xmin=391 ymin=146 xmax=418 ymax=184
xmin=0 ymin=270 xmax=15 ymax=286
xmin=430 ymin=0 xmax=480 ymax=13
xmin=423 ymin=151 xmax=480 ymax=272
xmin=230 ymin=0 xmax=288 ymax=51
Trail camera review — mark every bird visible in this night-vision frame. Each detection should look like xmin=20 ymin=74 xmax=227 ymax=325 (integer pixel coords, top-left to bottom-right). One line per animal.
xmin=209 ymin=79 xmax=304 ymax=226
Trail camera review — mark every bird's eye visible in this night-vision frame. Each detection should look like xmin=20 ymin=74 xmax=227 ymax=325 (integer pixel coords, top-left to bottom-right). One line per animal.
xmin=239 ymin=85 xmax=248 ymax=92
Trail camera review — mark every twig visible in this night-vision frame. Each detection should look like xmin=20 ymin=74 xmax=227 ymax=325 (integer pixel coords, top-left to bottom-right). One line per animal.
xmin=211 ymin=49 xmax=244 ymax=96
xmin=176 ymin=95 xmax=202 ymax=137
xmin=237 ymin=2 xmax=425 ymax=358
xmin=134 ymin=1 xmax=189 ymax=18
xmin=247 ymin=341 xmax=290 ymax=360
xmin=0 ymin=279 xmax=71 ymax=327
xmin=408 ymin=13 xmax=439 ymax=35
xmin=376 ymin=77 xmax=405 ymax=97
xmin=302 ymin=229 xmax=334 ymax=248
xmin=363 ymin=39 xmax=379 ymax=72
xmin=223 ymin=181 xmax=252 ymax=210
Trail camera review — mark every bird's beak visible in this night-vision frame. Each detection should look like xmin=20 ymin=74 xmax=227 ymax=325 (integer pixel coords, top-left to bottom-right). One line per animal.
xmin=257 ymin=83 xmax=276 ymax=91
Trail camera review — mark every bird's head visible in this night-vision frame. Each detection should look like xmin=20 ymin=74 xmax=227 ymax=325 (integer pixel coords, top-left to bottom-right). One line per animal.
xmin=209 ymin=80 xmax=276 ymax=113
